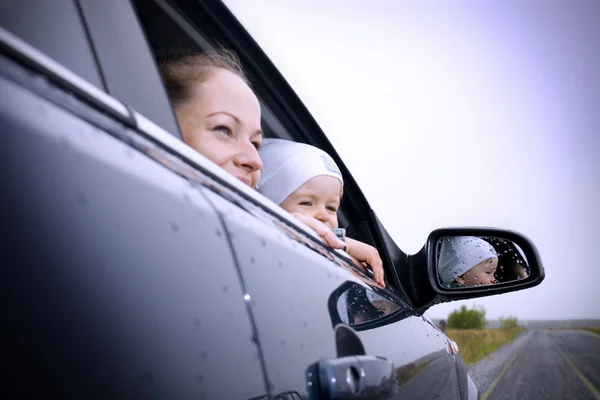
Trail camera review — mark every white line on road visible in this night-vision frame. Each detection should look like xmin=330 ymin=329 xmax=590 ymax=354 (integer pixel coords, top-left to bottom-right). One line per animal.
xmin=480 ymin=340 xmax=526 ymax=400
xmin=549 ymin=334 xmax=600 ymax=400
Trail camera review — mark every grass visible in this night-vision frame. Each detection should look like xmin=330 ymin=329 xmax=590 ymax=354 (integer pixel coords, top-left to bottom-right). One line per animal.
xmin=445 ymin=327 xmax=526 ymax=365
xmin=583 ymin=327 xmax=600 ymax=336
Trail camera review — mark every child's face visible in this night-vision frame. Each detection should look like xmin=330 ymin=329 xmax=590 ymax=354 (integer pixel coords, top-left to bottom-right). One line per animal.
xmin=456 ymin=257 xmax=498 ymax=286
xmin=279 ymin=175 xmax=343 ymax=229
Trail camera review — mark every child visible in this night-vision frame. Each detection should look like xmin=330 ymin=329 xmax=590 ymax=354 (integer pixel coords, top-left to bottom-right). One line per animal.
xmin=257 ymin=138 xmax=385 ymax=287
xmin=438 ymin=236 xmax=498 ymax=287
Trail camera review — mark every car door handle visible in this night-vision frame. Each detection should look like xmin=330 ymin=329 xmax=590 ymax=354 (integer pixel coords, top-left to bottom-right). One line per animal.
xmin=307 ymin=355 xmax=396 ymax=399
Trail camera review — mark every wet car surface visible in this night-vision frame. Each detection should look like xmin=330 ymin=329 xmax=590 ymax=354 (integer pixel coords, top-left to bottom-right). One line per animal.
xmin=0 ymin=1 xmax=545 ymax=399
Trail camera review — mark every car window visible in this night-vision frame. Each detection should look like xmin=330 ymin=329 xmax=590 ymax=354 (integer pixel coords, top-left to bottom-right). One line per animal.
xmin=130 ymin=0 xmax=368 ymax=236
xmin=0 ymin=0 xmax=103 ymax=89
xmin=129 ymin=0 xmax=410 ymax=301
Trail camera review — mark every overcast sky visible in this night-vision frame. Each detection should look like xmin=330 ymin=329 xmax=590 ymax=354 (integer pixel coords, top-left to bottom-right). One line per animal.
xmin=224 ymin=0 xmax=600 ymax=320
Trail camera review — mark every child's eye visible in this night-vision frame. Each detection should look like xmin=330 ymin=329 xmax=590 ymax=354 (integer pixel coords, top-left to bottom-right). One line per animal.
xmin=299 ymin=201 xmax=312 ymax=206
xmin=214 ymin=125 xmax=232 ymax=136
xmin=252 ymin=140 xmax=262 ymax=150
xmin=326 ymin=206 xmax=338 ymax=212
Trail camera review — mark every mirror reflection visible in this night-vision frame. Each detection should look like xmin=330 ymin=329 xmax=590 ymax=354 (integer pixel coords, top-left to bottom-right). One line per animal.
xmin=336 ymin=285 xmax=401 ymax=326
xmin=436 ymin=236 xmax=530 ymax=288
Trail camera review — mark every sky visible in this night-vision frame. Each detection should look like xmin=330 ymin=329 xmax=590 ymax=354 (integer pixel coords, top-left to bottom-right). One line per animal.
xmin=223 ymin=0 xmax=600 ymax=320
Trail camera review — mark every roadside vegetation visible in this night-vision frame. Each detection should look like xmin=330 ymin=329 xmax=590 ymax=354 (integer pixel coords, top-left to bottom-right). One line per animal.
xmin=440 ymin=305 xmax=526 ymax=365
xmin=583 ymin=327 xmax=600 ymax=336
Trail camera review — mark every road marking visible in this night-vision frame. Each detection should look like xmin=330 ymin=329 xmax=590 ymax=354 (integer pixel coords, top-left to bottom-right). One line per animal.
xmin=480 ymin=341 xmax=525 ymax=400
xmin=549 ymin=336 xmax=600 ymax=400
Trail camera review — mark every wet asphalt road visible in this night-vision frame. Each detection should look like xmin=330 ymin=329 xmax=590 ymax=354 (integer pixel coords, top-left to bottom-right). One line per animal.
xmin=468 ymin=329 xmax=600 ymax=400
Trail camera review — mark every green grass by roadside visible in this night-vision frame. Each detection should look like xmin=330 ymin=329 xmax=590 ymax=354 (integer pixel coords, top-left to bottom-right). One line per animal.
xmin=445 ymin=327 xmax=526 ymax=365
xmin=583 ymin=328 xmax=600 ymax=336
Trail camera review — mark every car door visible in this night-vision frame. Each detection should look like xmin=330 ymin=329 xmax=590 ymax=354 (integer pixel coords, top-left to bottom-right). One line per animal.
xmin=0 ymin=9 xmax=268 ymax=398
xmin=203 ymin=184 xmax=462 ymax=399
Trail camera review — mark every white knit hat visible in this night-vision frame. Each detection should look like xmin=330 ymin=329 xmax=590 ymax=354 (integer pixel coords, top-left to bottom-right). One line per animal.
xmin=438 ymin=236 xmax=498 ymax=284
xmin=257 ymin=138 xmax=343 ymax=205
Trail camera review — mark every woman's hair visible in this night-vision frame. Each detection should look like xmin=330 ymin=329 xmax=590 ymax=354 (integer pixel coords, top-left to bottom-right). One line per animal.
xmin=157 ymin=48 xmax=249 ymax=109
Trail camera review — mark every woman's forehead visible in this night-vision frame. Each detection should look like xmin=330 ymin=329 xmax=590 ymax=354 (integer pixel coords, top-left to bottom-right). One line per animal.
xmin=194 ymin=69 xmax=261 ymax=124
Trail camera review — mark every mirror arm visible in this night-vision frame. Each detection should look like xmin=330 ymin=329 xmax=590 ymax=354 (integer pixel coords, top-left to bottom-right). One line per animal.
xmin=407 ymin=245 xmax=437 ymax=312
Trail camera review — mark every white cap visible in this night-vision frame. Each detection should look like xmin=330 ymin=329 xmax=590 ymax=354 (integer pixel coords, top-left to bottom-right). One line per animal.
xmin=257 ymin=138 xmax=343 ymax=205
xmin=438 ymin=236 xmax=498 ymax=284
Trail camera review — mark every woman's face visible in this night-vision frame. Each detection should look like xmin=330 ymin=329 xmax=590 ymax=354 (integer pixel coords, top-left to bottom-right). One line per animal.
xmin=175 ymin=68 xmax=263 ymax=188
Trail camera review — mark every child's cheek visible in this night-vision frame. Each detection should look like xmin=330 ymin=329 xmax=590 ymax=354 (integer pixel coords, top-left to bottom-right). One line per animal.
xmin=290 ymin=207 xmax=311 ymax=219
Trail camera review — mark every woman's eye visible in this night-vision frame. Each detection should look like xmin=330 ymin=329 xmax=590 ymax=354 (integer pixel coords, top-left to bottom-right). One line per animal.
xmin=214 ymin=125 xmax=232 ymax=136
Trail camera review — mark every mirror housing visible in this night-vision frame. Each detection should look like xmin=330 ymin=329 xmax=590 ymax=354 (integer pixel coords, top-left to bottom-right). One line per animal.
xmin=408 ymin=227 xmax=544 ymax=312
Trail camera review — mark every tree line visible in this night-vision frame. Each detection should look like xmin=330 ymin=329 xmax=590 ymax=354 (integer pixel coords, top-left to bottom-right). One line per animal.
xmin=437 ymin=305 xmax=520 ymax=330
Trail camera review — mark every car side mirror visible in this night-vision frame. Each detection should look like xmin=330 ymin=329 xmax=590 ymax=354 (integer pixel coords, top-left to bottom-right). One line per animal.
xmin=408 ymin=227 xmax=544 ymax=312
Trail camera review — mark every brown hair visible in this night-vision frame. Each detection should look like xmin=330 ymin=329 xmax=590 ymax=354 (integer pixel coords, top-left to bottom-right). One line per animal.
xmin=157 ymin=48 xmax=249 ymax=109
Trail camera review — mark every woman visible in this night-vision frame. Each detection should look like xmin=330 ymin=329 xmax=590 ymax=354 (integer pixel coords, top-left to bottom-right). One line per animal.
xmin=159 ymin=49 xmax=383 ymax=280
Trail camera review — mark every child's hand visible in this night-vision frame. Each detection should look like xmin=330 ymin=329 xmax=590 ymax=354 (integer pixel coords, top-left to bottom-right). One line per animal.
xmin=345 ymin=238 xmax=386 ymax=288
xmin=290 ymin=212 xmax=346 ymax=249
xmin=288 ymin=212 xmax=385 ymax=288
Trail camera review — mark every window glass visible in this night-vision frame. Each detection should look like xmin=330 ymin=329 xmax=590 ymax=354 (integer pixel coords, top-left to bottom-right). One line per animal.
xmin=78 ymin=0 xmax=181 ymax=137
xmin=0 ymin=0 xmax=103 ymax=89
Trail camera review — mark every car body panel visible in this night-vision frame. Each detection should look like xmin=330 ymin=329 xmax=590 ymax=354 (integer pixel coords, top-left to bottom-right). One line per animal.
xmin=0 ymin=63 xmax=266 ymax=398
xmin=205 ymin=186 xmax=462 ymax=398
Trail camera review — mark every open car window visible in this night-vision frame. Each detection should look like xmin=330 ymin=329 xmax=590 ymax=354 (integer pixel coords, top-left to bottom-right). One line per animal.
xmin=128 ymin=0 xmax=410 ymax=302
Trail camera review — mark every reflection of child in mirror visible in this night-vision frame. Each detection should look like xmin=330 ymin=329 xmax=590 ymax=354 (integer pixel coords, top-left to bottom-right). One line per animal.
xmin=438 ymin=236 xmax=498 ymax=287
xmin=257 ymin=138 xmax=385 ymax=287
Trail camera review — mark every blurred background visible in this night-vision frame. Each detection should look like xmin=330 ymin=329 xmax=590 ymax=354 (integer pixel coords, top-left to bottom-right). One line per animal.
xmin=224 ymin=0 xmax=599 ymax=323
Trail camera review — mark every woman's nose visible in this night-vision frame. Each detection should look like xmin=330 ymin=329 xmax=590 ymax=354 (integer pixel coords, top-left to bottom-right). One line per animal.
xmin=234 ymin=142 xmax=262 ymax=172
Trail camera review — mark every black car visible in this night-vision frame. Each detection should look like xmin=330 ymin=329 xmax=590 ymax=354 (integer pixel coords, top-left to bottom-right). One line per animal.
xmin=0 ymin=1 xmax=544 ymax=399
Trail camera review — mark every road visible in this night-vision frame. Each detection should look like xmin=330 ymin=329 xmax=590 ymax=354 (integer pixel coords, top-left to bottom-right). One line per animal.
xmin=468 ymin=329 xmax=600 ymax=400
